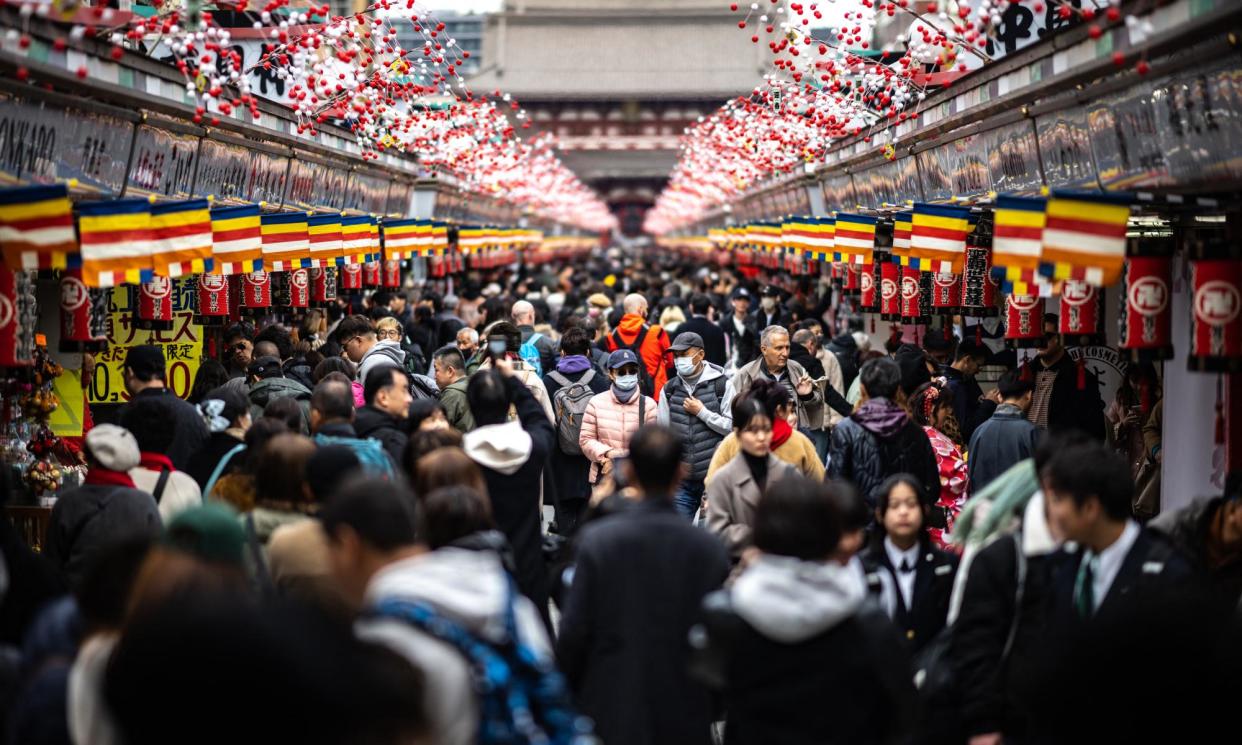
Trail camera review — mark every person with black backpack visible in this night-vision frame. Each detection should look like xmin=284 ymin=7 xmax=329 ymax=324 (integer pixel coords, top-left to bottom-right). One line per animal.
xmin=656 ymin=331 xmax=734 ymax=521
xmin=604 ymin=293 xmax=672 ymax=401
xmin=544 ymin=328 xmax=610 ymax=536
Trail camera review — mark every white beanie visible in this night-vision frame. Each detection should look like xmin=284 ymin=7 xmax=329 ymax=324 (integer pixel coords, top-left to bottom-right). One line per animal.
xmin=85 ymin=424 xmax=141 ymax=472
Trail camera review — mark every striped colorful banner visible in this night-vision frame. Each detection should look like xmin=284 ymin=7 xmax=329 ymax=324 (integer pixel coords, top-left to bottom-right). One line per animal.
xmin=1039 ymin=191 xmax=1131 ymax=287
xmin=340 ymin=215 xmax=373 ymax=264
xmin=261 ymin=212 xmax=311 ymax=271
xmin=833 ymin=213 xmax=877 ymax=265
xmin=211 ymin=204 xmax=262 ymax=275
xmin=382 ymin=218 xmax=427 ymax=261
xmin=152 ymin=198 xmax=213 ymax=277
xmin=992 ymin=195 xmax=1046 ymax=272
xmin=0 ymin=184 xmax=76 ymax=270
xmin=458 ymin=225 xmax=487 ymax=255
xmin=890 ymin=211 xmax=914 ymax=266
xmin=308 ymin=213 xmax=344 ymax=267
xmin=911 ymin=203 xmax=971 ymax=274
xmin=77 ymin=198 xmax=155 ymax=287
xmin=429 ymin=221 xmax=449 ymax=254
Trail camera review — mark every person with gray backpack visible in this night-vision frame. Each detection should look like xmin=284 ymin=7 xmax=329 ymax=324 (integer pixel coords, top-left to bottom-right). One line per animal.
xmin=544 ymin=328 xmax=610 ymax=536
xmin=656 ymin=331 xmax=734 ymax=521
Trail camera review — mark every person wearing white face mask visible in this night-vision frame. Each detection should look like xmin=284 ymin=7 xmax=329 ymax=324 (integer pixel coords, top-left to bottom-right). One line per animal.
xmin=752 ymin=285 xmax=791 ymax=330
xmin=578 ymin=349 xmax=657 ymax=485
xmin=657 ymin=332 xmax=734 ymax=521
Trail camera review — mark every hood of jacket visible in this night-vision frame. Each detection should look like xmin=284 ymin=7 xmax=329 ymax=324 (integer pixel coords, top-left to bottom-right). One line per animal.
xmin=354 ymin=405 xmax=405 ymax=438
xmin=827 ymin=332 xmax=857 ymax=353
xmin=365 ymin=547 xmax=517 ymax=641
xmin=359 ymin=340 xmax=406 ymax=378
xmin=851 ymin=397 xmax=910 ymax=439
xmin=732 ymin=554 xmax=866 ymax=643
xmin=249 ymin=376 xmax=311 ymax=406
xmin=463 ymin=419 xmax=533 ymax=475
xmin=615 ymin=312 xmax=650 ymax=339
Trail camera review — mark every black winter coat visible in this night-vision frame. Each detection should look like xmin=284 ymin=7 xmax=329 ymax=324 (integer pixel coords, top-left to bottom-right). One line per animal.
xmin=826 ymin=333 xmax=860 ymax=389
xmin=827 ymin=401 xmax=940 ymax=512
xmin=353 ymin=405 xmax=408 ymax=469
xmin=677 ymin=315 xmax=728 ymax=367
xmin=691 ymin=593 xmax=916 ymax=745
xmin=124 ymin=388 xmax=209 ymax=471
xmin=557 ymin=499 xmax=729 ymax=745
xmin=861 ymin=538 xmax=958 ymax=654
xmin=184 ymin=431 xmax=246 ymax=490
xmin=939 ymin=365 xmax=995 ymax=444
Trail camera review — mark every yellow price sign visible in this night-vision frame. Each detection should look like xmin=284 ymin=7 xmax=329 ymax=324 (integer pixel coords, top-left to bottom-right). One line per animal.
xmin=86 ymin=284 xmax=203 ymax=404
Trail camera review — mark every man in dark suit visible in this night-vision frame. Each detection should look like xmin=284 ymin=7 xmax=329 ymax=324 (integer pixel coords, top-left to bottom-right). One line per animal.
xmin=751 ymin=284 xmax=791 ymax=330
xmin=720 ymin=287 xmax=760 ymax=369
xmin=676 ymin=293 xmax=727 ymax=367
xmin=1032 ymin=440 xmax=1217 ymax=743
xmin=558 ymin=425 xmax=730 ymax=745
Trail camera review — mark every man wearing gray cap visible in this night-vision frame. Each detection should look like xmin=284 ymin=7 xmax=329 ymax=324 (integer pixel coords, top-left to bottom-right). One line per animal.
xmin=657 ymin=331 xmax=735 ymax=520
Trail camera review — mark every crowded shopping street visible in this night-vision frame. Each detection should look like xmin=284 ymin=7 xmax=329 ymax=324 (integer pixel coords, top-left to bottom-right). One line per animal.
xmin=1 ymin=1 xmax=1241 ymax=744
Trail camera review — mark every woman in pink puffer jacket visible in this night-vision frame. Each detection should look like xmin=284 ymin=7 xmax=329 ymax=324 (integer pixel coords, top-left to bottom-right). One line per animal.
xmin=579 ymin=350 xmax=658 ymax=484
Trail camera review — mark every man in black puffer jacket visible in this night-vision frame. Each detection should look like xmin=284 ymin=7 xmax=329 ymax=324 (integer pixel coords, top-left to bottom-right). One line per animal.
xmin=827 ymin=357 xmax=939 ymax=512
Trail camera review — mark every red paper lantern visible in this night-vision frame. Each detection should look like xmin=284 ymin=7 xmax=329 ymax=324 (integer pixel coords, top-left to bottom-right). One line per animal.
xmin=900 ymin=267 xmax=929 ymax=324
xmin=363 ymin=260 xmax=382 ymax=287
xmin=339 ymin=263 xmax=364 ymax=291
xmin=931 ymin=272 xmax=960 ymax=315
xmin=880 ymin=260 xmax=901 ymax=320
xmin=842 ymin=263 xmax=862 ymax=296
xmin=59 ymin=268 xmax=108 ymax=352
xmin=134 ymin=276 xmax=174 ymax=331
xmin=1118 ymin=256 xmax=1173 ymax=361
xmin=1004 ymin=294 xmax=1045 ymax=347
xmin=1189 ymin=256 xmax=1242 ymax=372
xmin=383 ymin=260 xmax=402 ymax=288
xmin=289 ymin=270 xmax=310 ymax=309
xmin=858 ymin=261 xmax=880 ymax=312
xmin=195 ymin=273 xmax=230 ymax=326
xmin=310 ymin=267 xmax=337 ymax=305
xmin=0 ymin=266 xmax=35 ymax=367
xmin=1059 ymin=280 xmax=1105 ymax=346
xmin=241 ymin=269 xmax=272 ymax=310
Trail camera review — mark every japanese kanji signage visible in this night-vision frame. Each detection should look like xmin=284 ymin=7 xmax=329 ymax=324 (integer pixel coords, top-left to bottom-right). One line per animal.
xmin=86 ymin=281 xmax=202 ymax=404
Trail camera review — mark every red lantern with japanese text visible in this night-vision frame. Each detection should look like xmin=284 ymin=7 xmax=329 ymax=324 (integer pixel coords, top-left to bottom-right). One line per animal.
xmin=134 ymin=276 xmax=174 ymax=331
xmin=842 ymin=263 xmax=862 ymax=296
xmin=287 ymin=270 xmax=310 ymax=309
xmin=195 ymin=273 xmax=230 ymax=325
xmin=339 ymin=263 xmax=364 ymax=291
xmin=383 ymin=260 xmax=401 ymax=288
xmin=880 ymin=261 xmax=901 ymax=320
xmin=310 ymin=267 xmax=337 ymax=305
xmin=858 ymin=261 xmax=880 ymax=312
xmin=363 ymin=260 xmax=382 ymax=287
xmin=931 ymin=272 xmax=960 ymax=315
xmin=1119 ymin=256 xmax=1173 ymax=361
xmin=1189 ymin=255 xmax=1242 ymax=372
xmin=59 ymin=268 xmax=108 ymax=352
xmin=241 ymin=269 xmax=272 ymax=310
xmin=0 ymin=266 xmax=35 ymax=367
xmin=1059 ymin=280 xmax=1105 ymax=346
xmin=900 ymin=267 xmax=929 ymax=324
xmin=1004 ymin=294 xmax=1044 ymax=347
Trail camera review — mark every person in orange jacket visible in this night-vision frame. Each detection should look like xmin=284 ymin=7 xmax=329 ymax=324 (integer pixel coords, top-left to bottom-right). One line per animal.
xmin=605 ymin=293 xmax=672 ymax=401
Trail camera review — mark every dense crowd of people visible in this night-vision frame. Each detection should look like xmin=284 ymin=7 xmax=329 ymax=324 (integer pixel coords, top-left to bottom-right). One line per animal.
xmin=1 ymin=248 xmax=1239 ymax=745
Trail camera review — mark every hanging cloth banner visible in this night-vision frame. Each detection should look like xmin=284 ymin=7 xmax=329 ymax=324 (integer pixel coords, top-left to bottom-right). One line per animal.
xmin=1039 ymin=191 xmax=1131 ymax=286
xmin=890 ymin=211 xmax=914 ymax=266
xmin=962 ymin=237 xmax=998 ymax=317
xmin=910 ymin=203 xmax=971 ymax=274
xmin=1004 ymin=294 xmax=1045 ymax=347
xmin=77 ymin=198 xmax=155 ymax=288
xmin=429 ymin=221 xmax=449 ymax=254
xmin=210 ymin=204 xmax=263 ymax=275
xmin=382 ymin=218 xmax=427 ymax=261
xmin=992 ymin=194 xmax=1053 ymax=296
xmin=310 ymin=266 xmax=337 ymax=305
xmin=152 ymin=199 xmax=213 ymax=277
xmin=261 ymin=212 xmax=311 ymax=272
xmin=1058 ymin=280 xmax=1105 ymax=346
xmin=833 ymin=213 xmax=876 ymax=266
xmin=1188 ymin=251 xmax=1242 ymax=372
xmin=0 ymin=184 xmax=76 ymax=270
xmin=340 ymin=216 xmax=372 ymax=264
xmin=308 ymin=213 xmax=344 ymax=268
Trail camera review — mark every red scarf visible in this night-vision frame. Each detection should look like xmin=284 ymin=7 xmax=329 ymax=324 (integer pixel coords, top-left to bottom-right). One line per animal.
xmin=138 ymin=452 xmax=175 ymax=472
xmin=771 ymin=418 xmax=794 ymax=449
xmin=84 ymin=467 xmax=136 ymax=489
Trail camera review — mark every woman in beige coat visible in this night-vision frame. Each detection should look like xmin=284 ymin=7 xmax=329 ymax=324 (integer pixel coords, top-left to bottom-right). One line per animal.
xmin=706 ymin=395 xmax=798 ymax=561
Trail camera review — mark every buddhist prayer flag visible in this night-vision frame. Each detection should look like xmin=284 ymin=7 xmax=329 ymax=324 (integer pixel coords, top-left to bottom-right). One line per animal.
xmin=833 ymin=213 xmax=877 ymax=265
xmin=308 ymin=213 xmax=344 ymax=267
xmin=992 ymin=195 xmax=1052 ymax=296
xmin=210 ymin=204 xmax=263 ymax=275
xmin=1039 ymin=191 xmax=1131 ymax=286
xmin=261 ymin=212 xmax=311 ymax=272
xmin=0 ymin=184 xmax=76 ymax=270
xmin=911 ymin=203 xmax=971 ymax=274
xmin=152 ymin=199 xmax=213 ymax=277
xmin=340 ymin=215 xmax=373 ymax=264
xmin=429 ymin=221 xmax=449 ymax=254
xmin=890 ymin=211 xmax=915 ymax=267
xmin=458 ymin=225 xmax=487 ymax=255
xmin=382 ymin=218 xmax=427 ymax=261
xmin=77 ymin=198 xmax=154 ymax=287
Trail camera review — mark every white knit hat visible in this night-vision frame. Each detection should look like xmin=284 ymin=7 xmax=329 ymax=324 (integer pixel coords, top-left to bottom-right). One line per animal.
xmin=84 ymin=424 xmax=141 ymax=472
